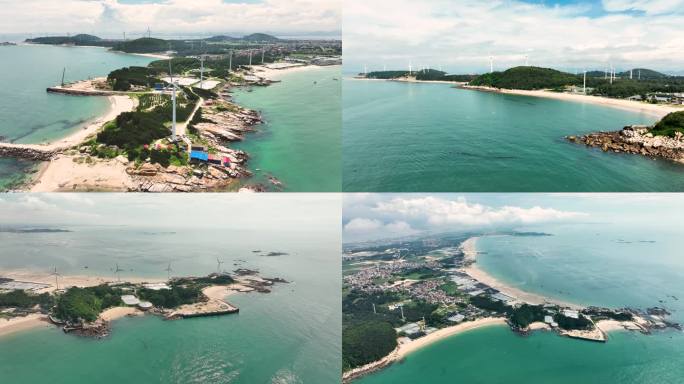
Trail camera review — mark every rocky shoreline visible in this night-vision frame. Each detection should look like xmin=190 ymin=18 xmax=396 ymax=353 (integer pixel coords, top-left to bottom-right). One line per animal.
xmin=567 ymin=125 xmax=684 ymax=164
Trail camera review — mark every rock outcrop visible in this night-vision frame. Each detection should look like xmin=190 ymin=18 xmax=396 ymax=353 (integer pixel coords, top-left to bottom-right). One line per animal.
xmin=568 ymin=125 xmax=684 ymax=163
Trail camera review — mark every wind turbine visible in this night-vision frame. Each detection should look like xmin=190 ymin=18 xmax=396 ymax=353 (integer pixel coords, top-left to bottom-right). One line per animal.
xmin=408 ymin=61 xmax=413 ymax=76
xmin=489 ymin=56 xmax=494 ymax=73
xmin=165 ymin=263 xmax=173 ymax=280
xmin=249 ymin=50 xmax=253 ymax=66
xmin=261 ymin=48 xmax=265 ymax=64
xmin=630 ymin=69 xmax=633 ymax=80
xmin=114 ymin=263 xmax=124 ymax=282
xmin=216 ymin=258 xmax=225 ymax=273
xmin=50 ymin=267 xmax=61 ymax=290
xmin=228 ymin=50 xmax=233 ymax=73
xmin=168 ymin=60 xmax=177 ymax=141
xmin=583 ymin=69 xmax=587 ymax=94
xmin=199 ymin=54 xmax=205 ymax=89
xmin=147 ymin=26 xmax=151 ymax=39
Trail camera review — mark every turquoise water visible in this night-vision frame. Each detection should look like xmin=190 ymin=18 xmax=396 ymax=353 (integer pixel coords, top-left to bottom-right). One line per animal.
xmin=233 ymin=66 xmax=342 ymax=192
xmin=0 ymin=225 xmax=341 ymax=383
xmin=343 ymin=79 xmax=684 ymax=191
xmin=357 ymin=221 xmax=684 ymax=383
xmin=0 ymin=45 xmax=153 ymax=189
xmin=357 ymin=326 xmax=683 ymax=384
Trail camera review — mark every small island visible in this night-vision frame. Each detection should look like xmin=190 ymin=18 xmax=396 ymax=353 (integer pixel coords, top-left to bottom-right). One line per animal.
xmin=0 ymin=269 xmax=288 ymax=339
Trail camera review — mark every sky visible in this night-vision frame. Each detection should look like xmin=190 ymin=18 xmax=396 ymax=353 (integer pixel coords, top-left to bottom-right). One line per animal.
xmin=344 ymin=0 xmax=684 ymax=74
xmin=0 ymin=0 xmax=341 ymax=39
xmin=342 ymin=193 xmax=684 ymax=242
xmin=0 ymin=193 xmax=341 ymax=233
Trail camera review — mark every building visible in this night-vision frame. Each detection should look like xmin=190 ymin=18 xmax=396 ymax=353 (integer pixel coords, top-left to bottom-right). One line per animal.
xmin=448 ymin=314 xmax=465 ymax=323
xmin=121 ymin=295 xmax=141 ymax=306
xmin=563 ymin=309 xmax=580 ymax=319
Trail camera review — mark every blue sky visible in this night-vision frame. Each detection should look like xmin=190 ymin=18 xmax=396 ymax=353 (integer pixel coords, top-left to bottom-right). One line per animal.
xmin=344 ymin=0 xmax=684 ymax=74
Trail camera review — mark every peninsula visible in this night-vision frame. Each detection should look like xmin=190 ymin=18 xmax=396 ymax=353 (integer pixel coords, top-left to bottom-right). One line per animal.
xmin=0 ymin=34 xmax=341 ymax=192
xmin=342 ymin=233 xmax=680 ymax=382
xmin=0 ymin=268 xmax=289 ymax=339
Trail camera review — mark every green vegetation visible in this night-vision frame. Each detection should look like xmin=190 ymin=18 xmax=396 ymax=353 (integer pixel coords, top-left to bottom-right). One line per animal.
xmin=554 ymin=313 xmax=593 ymax=330
xmin=470 ymin=66 xmax=580 ymax=90
xmin=53 ymin=285 xmax=123 ymax=323
xmin=137 ymin=284 xmax=202 ymax=309
xmin=509 ymin=304 xmax=545 ymax=328
xmin=469 ymin=295 xmax=510 ymax=313
xmin=0 ymin=290 xmax=53 ymax=310
xmin=651 ymin=111 xmax=684 ymax=137
xmin=25 ymin=34 xmax=112 ymax=47
xmin=107 ymin=66 xmax=162 ymax=91
xmin=365 ymin=69 xmax=476 ymax=82
xmin=343 ymin=320 xmax=397 ymax=371
xmin=112 ymin=38 xmax=171 ymax=53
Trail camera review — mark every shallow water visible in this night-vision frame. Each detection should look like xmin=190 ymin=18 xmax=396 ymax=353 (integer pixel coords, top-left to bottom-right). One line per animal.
xmin=343 ymin=79 xmax=684 ymax=191
xmin=233 ymin=66 xmax=342 ymax=192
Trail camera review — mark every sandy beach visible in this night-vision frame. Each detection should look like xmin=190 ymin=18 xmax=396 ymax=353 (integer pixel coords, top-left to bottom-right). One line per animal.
xmin=396 ymin=317 xmax=506 ymax=359
xmin=202 ymin=284 xmax=254 ymax=300
xmin=461 ymin=85 xmax=682 ymax=118
xmin=462 ymin=236 xmax=582 ymax=309
xmin=30 ymin=155 xmax=133 ymax=192
xmin=0 ymin=269 xmax=164 ymax=294
xmin=250 ymin=64 xmax=338 ymax=81
xmin=0 ymin=314 xmax=50 ymax=338
xmin=99 ymin=307 xmax=143 ymax=321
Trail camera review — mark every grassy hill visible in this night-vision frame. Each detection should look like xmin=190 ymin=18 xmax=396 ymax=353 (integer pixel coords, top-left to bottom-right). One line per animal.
xmin=651 ymin=111 xmax=684 ymax=137
xmin=469 ymin=66 xmax=581 ymax=90
xmin=112 ymin=38 xmax=171 ymax=53
xmin=25 ymin=34 xmax=113 ymax=46
xmin=242 ymin=33 xmax=280 ymax=42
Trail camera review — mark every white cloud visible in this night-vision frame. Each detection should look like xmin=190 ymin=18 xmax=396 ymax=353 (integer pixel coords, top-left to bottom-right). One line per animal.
xmin=342 ymin=195 xmax=587 ymax=241
xmin=344 ymin=0 xmax=684 ymax=73
xmin=0 ymin=0 xmax=341 ymax=36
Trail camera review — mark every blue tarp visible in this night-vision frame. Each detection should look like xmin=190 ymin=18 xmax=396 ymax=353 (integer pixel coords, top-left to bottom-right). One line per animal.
xmin=190 ymin=151 xmax=208 ymax=161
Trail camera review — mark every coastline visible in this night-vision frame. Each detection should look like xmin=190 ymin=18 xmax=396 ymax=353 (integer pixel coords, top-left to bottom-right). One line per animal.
xmin=0 ymin=314 xmax=50 ymax=338
xmin=460 ymin=85 xmax=681 ymax=118
xmin=250 ymin=63 xmax=339 ymax=81
xmin=461 ymin=236 xmax=582 ymax=309
xmin=343 ymin=318 xmax=506 ymax=382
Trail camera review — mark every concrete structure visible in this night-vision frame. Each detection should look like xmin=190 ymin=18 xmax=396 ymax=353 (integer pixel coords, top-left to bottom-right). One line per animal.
xmin=121 ymin=295 xmax=141 ymax=306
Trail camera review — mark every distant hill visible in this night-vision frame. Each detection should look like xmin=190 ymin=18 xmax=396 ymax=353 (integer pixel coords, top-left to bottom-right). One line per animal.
xmin=366 ymin=69 xmax=476 ymax=82
xmin=242 ymin=33 xmax=280 ymax=42
xmin=26 ymin=34 xmax=106 ymax=46
xmin=618 ymin=68 xmax=669 ymax=80
xmin=469 ymin=66 xmax=580 ymax=90
xmin=112 ymin=38 xmax=170 ymax=53
xmin=587 ymin=68 xmax=669 ymax=80
xmin=205 ymin=35 xmax=237 ymax=42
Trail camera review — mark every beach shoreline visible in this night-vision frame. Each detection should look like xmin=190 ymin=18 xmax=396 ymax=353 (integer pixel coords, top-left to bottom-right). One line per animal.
xmin=461 ymin=236 xmax=582 ymax=309
xmin=251 ymin=64 xmax=339 ymax=81
xmin=460 ymin=85 xmax=681 ymax=118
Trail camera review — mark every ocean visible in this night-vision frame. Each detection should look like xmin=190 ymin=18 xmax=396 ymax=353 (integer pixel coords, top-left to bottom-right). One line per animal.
xmin=233 ymin=66 xmax=342 ymax=192
xmin=356 ymin=220 xmax=684 ymax=384
xmin=0 ymin=225 xmax=341 ymax=383
xmin=343 ymin=78 xmax=684 ymax=192
xmin=0 ymin=44 xmax=154 ymax=190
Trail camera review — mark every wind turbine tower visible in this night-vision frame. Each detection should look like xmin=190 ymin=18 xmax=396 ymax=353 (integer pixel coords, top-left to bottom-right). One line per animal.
xmin=50 ymin=267 xmax=61 ymax=290
xmin=261 ymin=48 xmax=265 ymax=64
xmin=229 ymin=50 xmax=233 ymax=73
xmin=114 ymin=263 xmax=124 ymax=282
xmin=165 ymin=263 xmax=173 ymax=280
xmin=489 ymin=56 xmax=494 ymax=73
xmin=199 ymin=55 xmax=205 ymax=89
xmin=630 ymin=69 xmax=633 ymax=79
xmin=525 ymin=55 xmax=529 ymax=66
xmin=216 ymin=258 xmax=225 ymax=273
xmin=583 ymin=69 xmax=587 ymax=94
xmin=249 ymin=50 xmax=253 ymax=66
xmin=408 ymin=61 xmax=413 ymax=76
xmin=147 ymin=26 xmax=151 ymax=39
